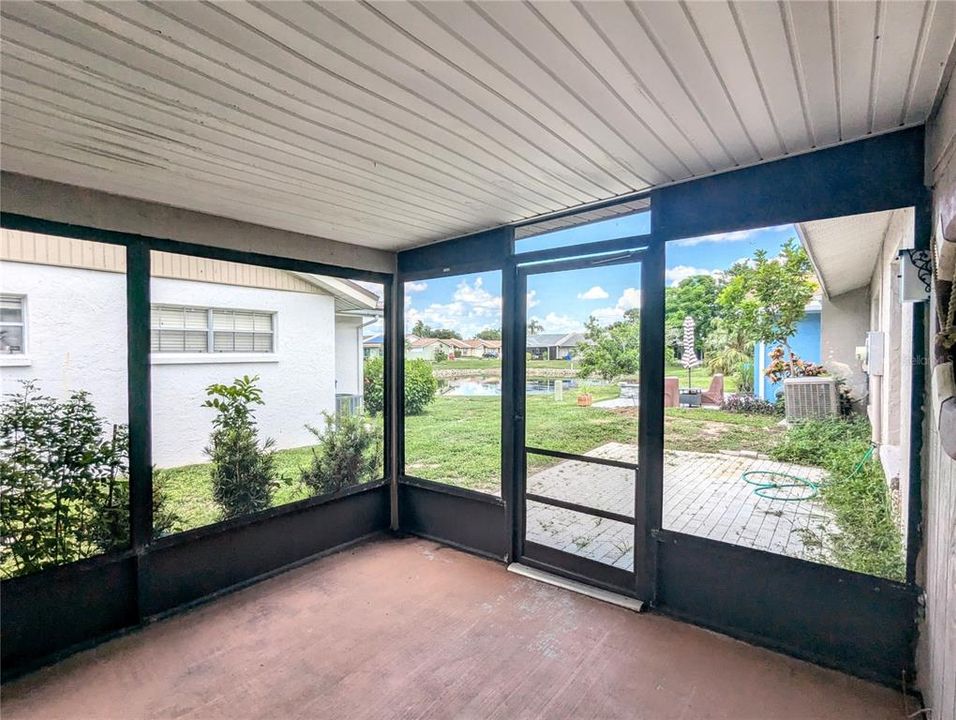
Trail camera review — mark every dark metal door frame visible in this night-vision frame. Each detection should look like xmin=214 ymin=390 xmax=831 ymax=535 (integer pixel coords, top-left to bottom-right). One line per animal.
xmin=510 ymin=246 xmax=660 ymax=598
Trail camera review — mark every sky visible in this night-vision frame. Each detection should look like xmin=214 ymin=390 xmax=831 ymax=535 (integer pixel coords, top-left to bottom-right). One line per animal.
xmin=402 ymin=214 xmax=799 ymax=339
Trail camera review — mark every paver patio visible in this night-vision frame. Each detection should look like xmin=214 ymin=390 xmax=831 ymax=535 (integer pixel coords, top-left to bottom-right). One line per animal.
xmin=526 ymin=442 xmax=832 ymax=572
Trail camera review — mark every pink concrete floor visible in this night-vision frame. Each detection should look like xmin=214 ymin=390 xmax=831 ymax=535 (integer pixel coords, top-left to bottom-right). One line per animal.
xmin=2 ymin=537 xmax=910 ymax=719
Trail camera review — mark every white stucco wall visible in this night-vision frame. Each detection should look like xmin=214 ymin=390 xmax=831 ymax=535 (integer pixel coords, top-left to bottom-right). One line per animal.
xmin=1 ymin=261 xmax=347 ymax=467
xmin=334 ymin=317 xmax=363 ymax=397
xmin=819 ymin=286 xmax=869 ymax=401
xmin=0 ymin=261 xmax=130 ymax=427
xmin=867 ymin=209 xmax=915 ymax=531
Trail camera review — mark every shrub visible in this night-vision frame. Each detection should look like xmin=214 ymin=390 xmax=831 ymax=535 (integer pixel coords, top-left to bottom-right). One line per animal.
xmin=404 ymin=359 xmax=438 ymax=415
xmin=300 ymin=412 xmax=381 ymax=495
xmin=0 ymin=381 xmax=176 ymax=578
xmin=364 ymin=357 xmax=385 ymax=416
xmin=203 ymin=375 xmax=277 ymax=519
xmin=771 ymin=417 xmax=904 ymax=580
xmin=433 ymin=348 xmax=448 ymax=363
xmin=720 ymin=394 xmax=779 ymax=415
xmin=363 ymin=357 xmax=438 ymax=416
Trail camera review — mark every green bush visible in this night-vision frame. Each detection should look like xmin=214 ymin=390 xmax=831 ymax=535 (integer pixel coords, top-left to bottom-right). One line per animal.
xmin=364 ymin=357 xmax=385 ymax=416
xmin=404 ymin=359 xmax=438 ymax=415
xmin=203 ymin=375 xmax=277 ymax=519
xmin=0 ymin=381 xmax=177 ymax=578
xmin=300 ymin=412 xmax=381 ymax=495
xmin=363 ymin=358 xmax=437 ymax=416
xmin=771 ymin=417 xmax=904 ymax=580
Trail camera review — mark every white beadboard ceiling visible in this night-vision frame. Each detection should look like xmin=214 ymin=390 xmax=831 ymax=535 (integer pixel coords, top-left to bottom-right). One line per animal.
xmin=1 ymin=1 xmax=953 ymax=251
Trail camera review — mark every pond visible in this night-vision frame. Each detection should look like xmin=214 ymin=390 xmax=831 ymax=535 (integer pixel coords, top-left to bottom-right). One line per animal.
xmin=442 ymin=377 xmax=605 ymax=397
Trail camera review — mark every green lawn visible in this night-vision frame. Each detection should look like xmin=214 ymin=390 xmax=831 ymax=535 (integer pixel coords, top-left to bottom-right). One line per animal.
xmin=158 ymin=387 xmax=778 ymax=528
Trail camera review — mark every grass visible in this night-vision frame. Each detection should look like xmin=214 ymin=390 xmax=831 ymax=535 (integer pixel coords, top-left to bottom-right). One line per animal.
xmin=771 ymin=417 xmax=905 ymax=581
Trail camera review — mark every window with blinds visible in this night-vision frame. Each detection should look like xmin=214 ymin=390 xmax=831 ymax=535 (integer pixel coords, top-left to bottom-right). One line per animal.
xmin=0 ymin=295 xmax=26 ymax=354
xmin=151 ymin=305 xmax=274 ymax=353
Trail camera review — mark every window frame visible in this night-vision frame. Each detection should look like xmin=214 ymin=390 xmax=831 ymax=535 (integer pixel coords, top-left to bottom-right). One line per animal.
xmin=150 ymin=303 xmax=277 ymax=357
xmin=0 ymin=293 xmax=27 ymax=357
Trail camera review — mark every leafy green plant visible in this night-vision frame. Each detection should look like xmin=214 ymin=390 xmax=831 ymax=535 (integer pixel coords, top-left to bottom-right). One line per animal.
xmin=433 ymin=348 xmax=449 ymax=363
xmin=576 ymin=308 xmax=640 ymax=382
xmin=300 ymin=412 xmax=381 ymax=496
xmin=363 ymin=357 xmax=438 ymax=416
xmin=718 ymin=238 xmax=816 ymax=377
xmin=364 ymin=356 xmax=385 ymax=416
xmin=771 ymin=417 xmax=904 ymax=580
xmin=203 ymin=375 xmax=277 ymax=519
xmin=0 ymin=381 xmax=176 ymax=578
xmin=720 ymin=394 xmax=779 ymax=415
xmin=404 ymin=359 xmax=438 ymax=415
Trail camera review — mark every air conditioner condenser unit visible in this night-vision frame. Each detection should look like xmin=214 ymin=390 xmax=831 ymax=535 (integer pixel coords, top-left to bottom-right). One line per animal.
xmin=783 ymin=377 xmax=839 ymax=422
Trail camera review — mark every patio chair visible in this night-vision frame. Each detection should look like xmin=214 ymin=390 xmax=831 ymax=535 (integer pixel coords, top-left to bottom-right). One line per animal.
xmin=664 ymin=376 xmax=680 ymax=407
xmin=701 ymin=374 xmax=724 ymax=406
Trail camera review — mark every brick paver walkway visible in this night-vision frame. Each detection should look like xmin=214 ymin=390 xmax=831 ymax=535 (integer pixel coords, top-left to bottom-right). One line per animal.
xmin=526 ymin=442 xmax=832 ymax=572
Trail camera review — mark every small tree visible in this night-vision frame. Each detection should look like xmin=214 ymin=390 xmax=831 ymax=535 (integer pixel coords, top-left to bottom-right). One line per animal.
xmin=300 ymin=412 xmax=381 ymax=496
xmin=404 ymin=359 xmax=439 ymax=415
xmin=665 ymin=274 xmax=721 ymax=353
xmin=528 ymin=319 xmax=544 ymax=335
xmin=363 ymin=358 xmax=438 ymax=416
xmin=203 ymin=375 xmax=277 ymax=519
xmin=576 ymin=309 xmax=640 ymax=382
xmin=717 ymin=238 xmax=816 ymax=377
xmin=433 ymin=347 xmax=448 ymax=363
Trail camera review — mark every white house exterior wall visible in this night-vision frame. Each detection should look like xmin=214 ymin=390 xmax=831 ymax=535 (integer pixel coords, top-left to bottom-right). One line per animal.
xmin=1 ymin=261 xmax=340 ymax=467
xmin=150 ymin=276 xmax=336 ymax=466
xmin=334 ymin=317 xmax=363 ymax=397
xmin=0 ymin=260 xmax=130 ymax=428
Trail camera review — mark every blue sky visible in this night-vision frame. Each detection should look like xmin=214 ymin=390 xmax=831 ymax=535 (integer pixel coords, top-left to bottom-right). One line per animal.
xmin=402 ymin=215 xmax=800 ymax=338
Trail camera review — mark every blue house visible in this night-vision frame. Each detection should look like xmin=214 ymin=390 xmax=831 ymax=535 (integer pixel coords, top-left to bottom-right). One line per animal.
xmin=753 ymin=299 xmax=822 ymax=401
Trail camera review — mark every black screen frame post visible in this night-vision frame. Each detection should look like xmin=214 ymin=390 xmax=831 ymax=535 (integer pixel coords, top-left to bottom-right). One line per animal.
xmin=636 ymin=234 xmax=665 ymax=604
xmin=125 ymin=239 xmax=153 ymax=621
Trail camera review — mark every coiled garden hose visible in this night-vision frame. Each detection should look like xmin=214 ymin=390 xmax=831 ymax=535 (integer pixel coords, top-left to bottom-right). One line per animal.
xmin=742 ymin=470 xmax=819 ymax=501
xmin=741 ymin=443 xmax=877 ymax=502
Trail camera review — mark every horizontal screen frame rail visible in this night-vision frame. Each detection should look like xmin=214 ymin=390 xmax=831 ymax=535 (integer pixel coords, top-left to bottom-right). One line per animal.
xmin=525 ymin=492 xmax=636 ymax=525
xmin=525 ymin=446 xmax=639 ymax=471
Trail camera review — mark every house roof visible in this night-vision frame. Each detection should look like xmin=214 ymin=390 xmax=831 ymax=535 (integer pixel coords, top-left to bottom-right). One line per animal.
xmin=527 ymin=332 xmax=586 ymax=348
xmin=1 ymin=3 xmax=950 ymax=250
xmin=363 ymin=334 xmax=384 ymax=346
xmin=295 ymin=273 xmax=382 ymax=315
xmin=796 ymin=208 xmax=911 ymax=298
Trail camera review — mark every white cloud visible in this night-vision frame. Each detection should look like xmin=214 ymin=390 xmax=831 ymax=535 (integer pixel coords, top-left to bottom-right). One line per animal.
xmin=673 ymin=224 xmax=791 ymax=247
xmin=577 ymin=285 xmax=609 ymax=300
xmin=530 ymin=312 xmax=584 ymax=334
xmin=405 ymin=276 xmax=503 ymax=337
xmin=665 ymin=265 xmax=722 ymax=286
xmin=590 ymin=287 xmax=641 ymax=325
xmin=526 ymin=290 xmax=540 ymax=309
xmin=405 ymin=281 xmax=428 ymax=292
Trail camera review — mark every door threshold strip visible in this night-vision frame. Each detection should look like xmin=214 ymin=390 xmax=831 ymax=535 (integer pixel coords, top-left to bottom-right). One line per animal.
xmin=507 ymin=563 xmax=644 ymax=613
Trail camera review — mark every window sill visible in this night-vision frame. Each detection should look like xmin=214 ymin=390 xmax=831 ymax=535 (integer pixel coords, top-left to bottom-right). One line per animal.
xmin=0 ymin=355 xmax=31 ymax=367
xmin=150 ymin=353 xmax=279 ymax=366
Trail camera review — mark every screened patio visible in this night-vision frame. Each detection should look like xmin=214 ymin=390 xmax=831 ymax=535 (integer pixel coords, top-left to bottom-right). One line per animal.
xmin=1 ymin=2 xmax=955 ymax=719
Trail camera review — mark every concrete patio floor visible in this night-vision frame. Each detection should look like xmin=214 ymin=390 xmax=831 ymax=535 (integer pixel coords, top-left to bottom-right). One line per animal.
xmin=1 ymin=537 xmax=908 ymax=720
xmin=527 ymin=442 xmax=832 ymax=571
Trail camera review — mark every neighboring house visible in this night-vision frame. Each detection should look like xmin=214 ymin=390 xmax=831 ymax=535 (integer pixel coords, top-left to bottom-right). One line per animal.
xmin=459 ymin=338 xmax=502 ymax=358
xmin=405 ymin=336 xmax=460 ymax=360
xmin=753 ymin=296 xmax=823 ymax=401
xmin=527 ymin=332 xmax=586 ymax=360
xmin=753 ymin=208 xmax=916 ymax=533
xmin=363 ymin=334 xmax=384 ymax=359
xmin=0 ymin=230 xmax=382 ymax=468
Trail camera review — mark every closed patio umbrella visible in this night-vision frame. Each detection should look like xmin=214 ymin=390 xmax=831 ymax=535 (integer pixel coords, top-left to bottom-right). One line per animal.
xmin=680 ymin=316 xmax=701 ymax=390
